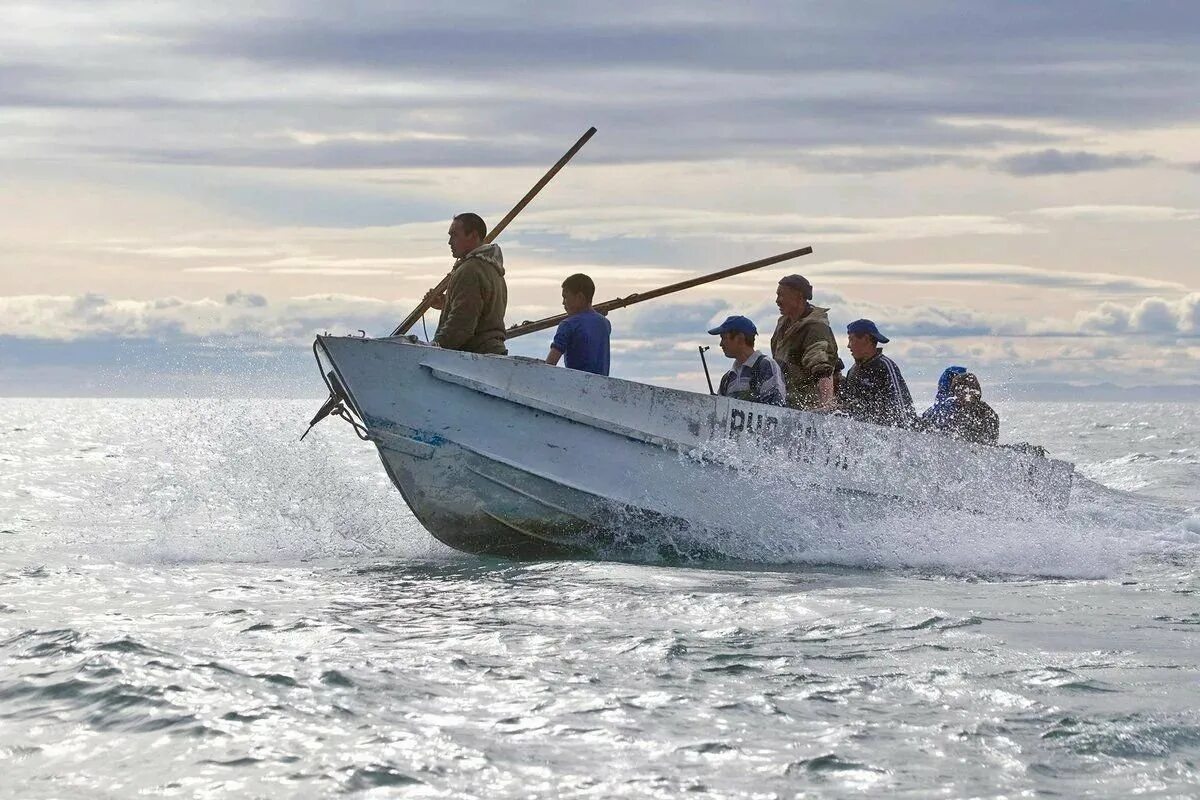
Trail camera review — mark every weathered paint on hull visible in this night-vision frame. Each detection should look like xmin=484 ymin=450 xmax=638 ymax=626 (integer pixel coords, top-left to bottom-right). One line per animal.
xmin=374 ymin=436 xmax=707 ymax=559
xmin=315 ymin=335 xmax=1073 ymax=560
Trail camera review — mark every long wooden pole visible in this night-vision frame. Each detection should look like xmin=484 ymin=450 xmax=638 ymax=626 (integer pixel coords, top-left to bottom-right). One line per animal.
xmin=390 ymin=127 xmax=597 ymax=336
xmin=504 ymin=245 xmax=813 ymax=340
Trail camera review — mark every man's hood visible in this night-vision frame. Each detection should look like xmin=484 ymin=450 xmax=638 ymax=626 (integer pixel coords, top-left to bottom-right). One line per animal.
xmin=803 ymin=305 xmax=830 ymax=325
xmin=936 ymin=365 xmax=968 ymax=402
xmin=459 ymin=242 xmax=504 ymax=274
xmin=780 ymin=304 xmax=830 ymax=328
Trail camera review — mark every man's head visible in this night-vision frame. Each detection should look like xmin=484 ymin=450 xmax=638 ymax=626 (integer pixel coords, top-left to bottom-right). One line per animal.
xmin=707 ymin=315 xmax=758 ymax=361
xmin=448 ymin=213 xmax=487 ymax=259
xmin=776 ymin=274 xmax=813 ymax=318
xmin=846 ymin=318 xmax=889 ymax=361
xmin=952 ymin=372 xmax=983 ymax=403
xmin=561 ymin=273 xmax=595 ymax=315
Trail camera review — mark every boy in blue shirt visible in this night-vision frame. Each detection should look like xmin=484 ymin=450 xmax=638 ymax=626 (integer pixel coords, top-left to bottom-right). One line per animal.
xmin=546 ymin=273 xmax=611 ymax=375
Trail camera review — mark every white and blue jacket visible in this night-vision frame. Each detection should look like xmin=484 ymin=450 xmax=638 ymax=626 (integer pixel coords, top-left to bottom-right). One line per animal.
xmin=717 ymin=351 xmax=787 ymax=406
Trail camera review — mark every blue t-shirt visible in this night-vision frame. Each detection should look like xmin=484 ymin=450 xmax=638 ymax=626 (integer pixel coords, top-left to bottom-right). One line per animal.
xmin=551 ymin=309 xmax=611 ymax=375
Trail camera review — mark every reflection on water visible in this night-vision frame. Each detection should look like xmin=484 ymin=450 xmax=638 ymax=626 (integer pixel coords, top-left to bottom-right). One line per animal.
xmin=0 ymin=399 xmax=1197 ymax=797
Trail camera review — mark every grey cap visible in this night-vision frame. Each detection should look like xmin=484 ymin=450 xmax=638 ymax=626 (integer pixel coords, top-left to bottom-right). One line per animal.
xmin=778 ymin=274 xmax=812 ymax=300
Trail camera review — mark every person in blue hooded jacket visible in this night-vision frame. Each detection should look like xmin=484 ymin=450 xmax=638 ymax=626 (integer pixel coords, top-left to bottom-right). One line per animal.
xmin=921 ymin=369 xmax=1000 ymax=445
xmin=919 ymin=365 xmax=968 ymax=428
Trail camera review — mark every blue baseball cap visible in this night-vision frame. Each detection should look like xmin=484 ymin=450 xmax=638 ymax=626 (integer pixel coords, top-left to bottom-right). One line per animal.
xmin=707 ymin=315 xmax=757 ymax=336
xmin=846 ymin=318 xmax=890 ymax=343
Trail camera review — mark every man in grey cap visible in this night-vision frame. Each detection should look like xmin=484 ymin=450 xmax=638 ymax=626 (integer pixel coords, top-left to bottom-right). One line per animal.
xmin=839 ymin=319 xmax=917 ymax=428
xmin=770 ymin=274 xmax=840 ymax=411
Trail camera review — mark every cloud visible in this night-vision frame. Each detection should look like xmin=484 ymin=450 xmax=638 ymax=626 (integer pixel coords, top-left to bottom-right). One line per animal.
xmin=4 ymin=3 xmax=1199 ymax=171
xmin=98 ymin=244 xmax=293 ymax=259
xmin=1071 ymin=293 xmax=1200 ymax=336
xmin=93 ymin=138 xmax=570 ymax=171
xmin=7 ymin=288 xmax=1199 ymax=349
xmin=225 ymin=291 xmax=267 ymax=308
xmin=620 ymin=299 xmax=730 ymax=338
xmin=995 ymin=149 xmax=1158 ymax=176
xmin=517 ymin=208 xmax=1033 ymax=244
xmin=804 ymin=261 xmax=1187 ymax=294
xmin=790 ymin=150 xmax=975 ymax=174
xmin=4 ymin=288 xmax=1200 ymax=395
xmin=1029 ymin=205 xmax=1200 ymax=222
xmin=0 ymin=292 xmax=399 ymax=342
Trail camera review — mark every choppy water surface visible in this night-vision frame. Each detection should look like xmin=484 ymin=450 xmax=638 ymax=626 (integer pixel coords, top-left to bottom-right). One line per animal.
xmin=1 ymin=399 xmax=1197 ymax=798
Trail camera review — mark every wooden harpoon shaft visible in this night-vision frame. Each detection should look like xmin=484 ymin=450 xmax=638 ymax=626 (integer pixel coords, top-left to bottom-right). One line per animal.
xmin=391 ymin=127 xmax=597 ymax=337
xmin=505 ymin=245 xmax=813 ymax=340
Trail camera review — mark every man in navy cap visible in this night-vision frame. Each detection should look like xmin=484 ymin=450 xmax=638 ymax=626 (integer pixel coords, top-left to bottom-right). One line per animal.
xmin=708 ymin=315 xmax=786 ymax=406
xmin=838 ymin=319 xmax=917 ymax=428
xmin=770 ymin=274 xmax=840 ymax=411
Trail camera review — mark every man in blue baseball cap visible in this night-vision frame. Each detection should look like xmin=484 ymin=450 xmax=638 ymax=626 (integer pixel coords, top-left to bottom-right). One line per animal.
xmin=838 ymin=319 xmax=917 ymax=428
xmin=707 ymin=315 xmax=786 ymax=406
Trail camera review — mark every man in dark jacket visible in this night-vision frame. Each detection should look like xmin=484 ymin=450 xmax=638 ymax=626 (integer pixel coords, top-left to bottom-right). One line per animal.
xmin=921 ymin=371 xmax=1000 ymax=445
xmin=432 ymin=213 xmax=508 ymax=354
xmin=838 ymin=319 xmax=917 ymax=428
xmin=770 ymin=274 xmax=840 ymax=411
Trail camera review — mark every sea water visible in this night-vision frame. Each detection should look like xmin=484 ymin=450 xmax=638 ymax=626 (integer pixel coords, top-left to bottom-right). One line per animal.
xmin=1 ymin=399 xmax=1197 ymax=798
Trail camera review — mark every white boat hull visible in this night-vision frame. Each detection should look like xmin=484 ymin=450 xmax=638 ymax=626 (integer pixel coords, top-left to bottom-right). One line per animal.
xmin=315 ymin=336 xmax=1073 ymax=560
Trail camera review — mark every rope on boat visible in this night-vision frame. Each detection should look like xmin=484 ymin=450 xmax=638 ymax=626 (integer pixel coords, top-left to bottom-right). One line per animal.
xmin=330 ymin=404 xmax=371 ymax=441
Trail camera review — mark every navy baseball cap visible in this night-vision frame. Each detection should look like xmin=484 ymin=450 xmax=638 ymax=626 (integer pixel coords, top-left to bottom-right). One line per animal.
xmin=707 ymin=315 xmax=757 ymax=336
xmin=846 ymin=318 xmax=890 ymax=343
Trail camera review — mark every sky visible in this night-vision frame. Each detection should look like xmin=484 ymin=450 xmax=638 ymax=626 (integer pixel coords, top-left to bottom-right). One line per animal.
xmin=2 ymin=0 xmax=1198 ymax=398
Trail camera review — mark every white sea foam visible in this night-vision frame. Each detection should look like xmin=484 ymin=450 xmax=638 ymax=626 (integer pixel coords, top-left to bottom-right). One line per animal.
xmin=658 ymin=431 xmax=1151 ymax=578
xmin=5 ymin=399 xmax=1195 ymax=578
xmin=16 ymin=398 xmax=443 ymax=565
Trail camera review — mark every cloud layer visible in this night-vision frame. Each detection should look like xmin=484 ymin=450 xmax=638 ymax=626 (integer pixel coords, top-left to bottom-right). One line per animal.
xmin=2 ymin=2 xmax=1198 ymax=394
xmin=3 ymin=290 xmax=1197 ymax=397
xmin=3 ymin=2 xmax=1198 ymax=171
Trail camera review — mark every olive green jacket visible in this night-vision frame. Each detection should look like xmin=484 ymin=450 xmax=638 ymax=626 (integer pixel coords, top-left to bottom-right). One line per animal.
xmin=770 ymin=305 xmax=840 ymax=409
xmin=434 ymin=243 xmax=508 ymax=355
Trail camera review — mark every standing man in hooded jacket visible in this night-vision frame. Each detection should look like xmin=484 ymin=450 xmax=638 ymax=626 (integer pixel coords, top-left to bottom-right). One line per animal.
xmin=431 ymin=212 xmax=508 ymax=355
xmin=770 ymin=274 xmax=840 ymax=411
